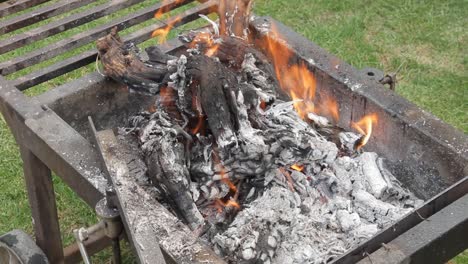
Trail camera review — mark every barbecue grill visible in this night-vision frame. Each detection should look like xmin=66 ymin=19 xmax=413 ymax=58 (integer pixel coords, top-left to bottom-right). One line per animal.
xmin=0 ymin=0 xmax=466 ymax=263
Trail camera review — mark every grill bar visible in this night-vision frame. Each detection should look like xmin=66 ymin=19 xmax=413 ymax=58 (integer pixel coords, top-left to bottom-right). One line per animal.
xmin=0 ymin=0 xmax=51 ymax=17
xmin=0 ymin=0 xmax=196 ymax=76
xmin=11 ymin=1 xmax=216 ymax=90
xmin=0 ymin=0 xmax=146 ymax=55
xmin=0 ymin=0 xmax=94 ymax=35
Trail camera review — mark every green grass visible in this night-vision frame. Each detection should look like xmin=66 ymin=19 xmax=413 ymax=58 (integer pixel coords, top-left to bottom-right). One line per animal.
xmin=0 ymin=0 xmax=467 ymax=263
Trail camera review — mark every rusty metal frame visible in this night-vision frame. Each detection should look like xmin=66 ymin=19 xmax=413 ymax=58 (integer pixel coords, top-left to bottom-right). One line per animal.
xmin=0 ymin=1 xmax=467 ymax=263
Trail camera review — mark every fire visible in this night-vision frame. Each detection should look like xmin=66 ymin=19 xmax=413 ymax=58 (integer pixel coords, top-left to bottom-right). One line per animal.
xmin=215 ymin=199 xmax=240 ymax=213
xmin=212 ymin=151 xmax=237 ymax=193
xmin=291 ymin=164 xmax=304 ymax=172
xmin=191 ymin=115 xmax=205 ymax=135
xmin=190 ymin=32 xmax=220 ymax=57
xmin=159 ymin=86 xmax=175 ymax=109
xmin=352 ymin=113 xmax=378 ymax=150
xmin=260 ymin=24 xmax=318 ymax=120
xmin=260 ymin=100 xmax=267 ymax=110
xmin=316 ymin=96 xmax=339 ymax=123
xmin=278 ymin=168 xmax=295 ymax=192
xmin=147 ymin=104 xmax=157 ymax=113
xmin=152 ymin=15 xmax=182 ymax=44
xmin=154 ymin=0 xmax=184 ymax=19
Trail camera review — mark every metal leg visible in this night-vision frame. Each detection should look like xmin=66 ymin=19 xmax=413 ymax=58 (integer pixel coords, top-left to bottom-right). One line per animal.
xmin=20 ymin=147 xmax=64 ymax=264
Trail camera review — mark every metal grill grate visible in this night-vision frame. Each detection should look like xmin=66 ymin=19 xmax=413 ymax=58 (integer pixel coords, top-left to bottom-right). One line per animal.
xmin=0 ymin=0 xmax=217 ymax=91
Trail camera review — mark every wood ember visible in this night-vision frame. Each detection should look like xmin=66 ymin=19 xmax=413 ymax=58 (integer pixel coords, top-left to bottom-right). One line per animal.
xmin=100 ymin=26 xmax=424 ymax=263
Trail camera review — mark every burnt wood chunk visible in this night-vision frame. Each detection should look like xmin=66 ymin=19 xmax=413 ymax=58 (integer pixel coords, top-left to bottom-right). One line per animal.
xmin=218 ymin=0 xmax=253 ymax=38
xmin=96 ymin=28 xmax=168 ymax=95
xmin=186 ymin=55 xmax=239 ymax=148
xmin=146 ymin=138 xmax=204 ymax=230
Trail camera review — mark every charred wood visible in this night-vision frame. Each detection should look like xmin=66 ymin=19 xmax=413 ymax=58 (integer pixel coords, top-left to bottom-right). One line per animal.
xmin=96 ymin=28 xmax=170 ymax=95
xmin=218 ymin=0 xmax=254 ymax=38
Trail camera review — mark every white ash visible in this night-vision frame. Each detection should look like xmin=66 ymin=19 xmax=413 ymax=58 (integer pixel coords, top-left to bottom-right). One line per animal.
xmin=120 ymin=45 xmax=423 ymax=263
xmin=210 ymin=151 xmax=422 ymax=264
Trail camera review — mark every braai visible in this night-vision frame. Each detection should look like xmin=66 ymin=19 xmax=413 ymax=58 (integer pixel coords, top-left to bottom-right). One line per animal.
xmin=93 ymin=1 xmax=427 ymax=263
xmin=0 ymin=0 xmax=466 ymax=264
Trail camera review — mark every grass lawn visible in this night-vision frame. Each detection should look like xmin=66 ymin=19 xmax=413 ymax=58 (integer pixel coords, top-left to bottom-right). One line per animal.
xmin=0 ymin=0 xmax=466 ymax=263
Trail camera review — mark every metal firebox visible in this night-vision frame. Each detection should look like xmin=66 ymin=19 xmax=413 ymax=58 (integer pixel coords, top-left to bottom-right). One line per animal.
xmin=0 ymin=0 xmax=466 ymax=263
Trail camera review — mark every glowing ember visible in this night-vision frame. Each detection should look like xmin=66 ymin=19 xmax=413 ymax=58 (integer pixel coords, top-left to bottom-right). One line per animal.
xmin=352 ymin=113 xmax=378 ymax=150
xmin=190 ymin=32 xmax=220 ymax=57
xmin=147 ymin=104 xmax=157 ymax=113
xmin=260 ymin=100 xmax=267 ymax=110
xmin=291 ymin=164 xmax=304 ymax=172
xmin=213 ymin=152 xmax=237 ymax=193
xmin=278 ymin=168 xmax=295 ymax=192
xmin=191 ymin=115 xmax=205 ymax=135
xmin=215 ymin=199 xmax=240 ymax=213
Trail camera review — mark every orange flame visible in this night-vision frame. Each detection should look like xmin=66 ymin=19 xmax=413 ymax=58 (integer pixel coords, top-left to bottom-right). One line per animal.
xmin=189 ymin=32 xmax=219 ymax=57
xmin=215 ymin=199 xmax=240 ymax=213
xmin=154 ymin=0 xmax=184 ymax=19
xmin=352 ymin=114 xmax=378 ymax=150
xmin=152 ymin=15 xmax=182 ymax=44
xmin=159 ymin=86 xmax=175 ymax=109
xmin=291 ymin=164 xmax=304 ymax=172
xmin=260 ymin=24 xmax=317 ymax=119
xmin=212 ymin=151 xmax=237 ymax=193
xmin=191 ymin=115 xmax=205 ymax=135
xmin=316 ymin=96 xmax=339 ymax=123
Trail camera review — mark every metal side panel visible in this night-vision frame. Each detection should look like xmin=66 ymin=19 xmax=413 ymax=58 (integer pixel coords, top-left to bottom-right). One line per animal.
xmin=93 ymin=128 xmax=225 ymax=264
xmin=358 ymin=193 xmax=468 ymax=264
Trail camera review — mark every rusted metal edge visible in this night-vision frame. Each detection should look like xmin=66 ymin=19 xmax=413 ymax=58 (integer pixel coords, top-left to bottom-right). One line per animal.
xmin=0 ymin=0 xmax=197 ymax=75
xmin=12 ymin=1 xmax=216 ymax=91
xmin=0 ymin=0 xmax=146 ymax=55
xmin=358 ymin=193 xmax=468 ymax=264
xmin=0 ymin=0 xmax=95 ymax=35
xmin=0 ymin=0 xmax=51 ymax=19
xmin=94 ymin=128 xmax=225 ymax=264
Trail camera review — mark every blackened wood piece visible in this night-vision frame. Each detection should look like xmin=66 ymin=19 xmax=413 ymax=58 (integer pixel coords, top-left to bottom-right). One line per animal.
xmin=218 ymin=0 xmax=253 ymax=38
xmin=97 ymin=28 xmax=169 ymax=95
xmin=189 ymin=36 xmax=289 ymax=101
xmin=217 ymin=36 xmax=289 ymax=100
xmin=20 ymin=147 xmax=64 ymax=264
xmin=145 ymin=135 xmax=204 ymax=230
xmin=186 ymin=55 xmax=239 ymax=148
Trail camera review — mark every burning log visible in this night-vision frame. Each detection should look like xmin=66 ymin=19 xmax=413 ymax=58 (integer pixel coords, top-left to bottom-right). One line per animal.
xmin=218 ymin=0 xmax=254 ymax=38
xmin=186 ymin=55 xmax=239 ymax=148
